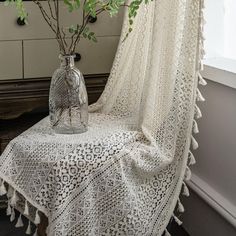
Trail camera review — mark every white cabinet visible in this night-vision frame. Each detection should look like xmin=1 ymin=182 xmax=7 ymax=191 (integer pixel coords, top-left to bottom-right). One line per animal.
xmin=0 ymin=2 xmax=123 ymax=80
xmin=0 ymin=41 xmax=22 ymax=80
xmin=24 ymin=36 xmax=119 ymax=78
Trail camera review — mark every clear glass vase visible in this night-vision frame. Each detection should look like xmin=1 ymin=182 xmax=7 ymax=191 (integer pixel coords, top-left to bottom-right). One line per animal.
xmin=49 ymin=55 xmax=88 ymax=134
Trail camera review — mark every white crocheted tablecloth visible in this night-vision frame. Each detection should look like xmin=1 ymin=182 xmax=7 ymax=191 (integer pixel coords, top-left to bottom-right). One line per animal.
xmin=0 ymin=112 xmax=185 ymax=236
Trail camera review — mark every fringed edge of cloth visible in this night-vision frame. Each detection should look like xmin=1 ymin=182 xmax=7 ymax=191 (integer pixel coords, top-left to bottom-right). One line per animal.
xmin=163 ymin=0 xmax=207 ymax=234
xmin=0 ymin=178 xmax=45 ymax=236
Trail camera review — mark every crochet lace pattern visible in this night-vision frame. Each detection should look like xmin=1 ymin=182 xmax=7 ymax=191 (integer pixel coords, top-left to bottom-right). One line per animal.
xmin=0 ymin=0 xmax=206 ymax=235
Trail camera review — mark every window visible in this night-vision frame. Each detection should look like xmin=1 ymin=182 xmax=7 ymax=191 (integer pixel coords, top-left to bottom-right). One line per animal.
xmin=204 ymin=0 xmax=236 ymax=60
xmin=202 ymin=0 xmax=236 ymax=89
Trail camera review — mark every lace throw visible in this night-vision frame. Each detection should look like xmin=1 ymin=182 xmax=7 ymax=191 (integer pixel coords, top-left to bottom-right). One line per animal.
xmin=0 ymin=0 xmax=206 ymax=235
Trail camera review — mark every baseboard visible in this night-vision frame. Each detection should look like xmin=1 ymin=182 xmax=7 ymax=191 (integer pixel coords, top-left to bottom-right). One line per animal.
xmin=187 ymin=173 xmax=236 ymax=228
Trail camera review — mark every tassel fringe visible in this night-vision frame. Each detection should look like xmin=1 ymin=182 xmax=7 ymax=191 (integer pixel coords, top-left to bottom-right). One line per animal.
xmin=188 ymin=151 xmax=196 ymax=165
xmin=34 ymin=209 xmax=41 ymax=225
xmin=182 ymin=182 xmax=190 ymax=197
xmin=0 ymin=180 xmax=7 ymax=196
xmin=196 ymin=89 xmax=205 ymax=102
xmin=10 ymin=207 xmax=15 ymax=222
xmin=200 ymin=61 xmax=204 ymax=71
xmin=191 ymin=136 xmax=199 ymax=150
xmin=46 ymin=225 xmax=50 ymax=235
xmin=10 ymin=189 xmax=18 ymax=206
xmin=6 ymin=201 xmax=11 ymax=216
xmin=185 ymin=167 xmax=192 ymax=181
xmin=195 ymin=105 xmax=202 ymax=119
xmin=173 ymin=215 xmax=183 ymax=226
xmin=193 ymin=120 xmax=199 ymax=134
xmin=24 ymin=200 xmax=29 ymax=215
xmin=198 ymin=72 xmax=207 ymax=85
xmin=26 ymin=220 xmax=32 ymax=235
xmin=177 ymin=199 xmax=185 ymax=213
xmin=15 ymin=214 xmax=24 ymax=228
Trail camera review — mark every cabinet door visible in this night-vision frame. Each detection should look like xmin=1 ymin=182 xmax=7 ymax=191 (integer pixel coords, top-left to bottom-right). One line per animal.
xmin=0 ymin=2 xmax=123 ymax=41
xmin=0 ymin=41 xmax=22 ymax=80
xmin=0 ymin=2 xmax=53 ymax=41
xmin=24 ymin=36 xmax=119 ymax=78
xmin=63 ymin=8 xmax=124 ymax=36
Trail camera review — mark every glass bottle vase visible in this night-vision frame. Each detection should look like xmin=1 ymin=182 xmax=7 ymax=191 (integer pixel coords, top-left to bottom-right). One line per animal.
xmin=49 ymin=55 xmax=88 ymax=134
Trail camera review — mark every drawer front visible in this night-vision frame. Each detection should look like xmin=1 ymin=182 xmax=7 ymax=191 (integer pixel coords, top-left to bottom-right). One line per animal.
xmin=0 ymin=41 xmax=22 ymax=80
xmin=63 ymin=7 xmax=124 ymax=37
xmin=24 ymin=36 xmax=119 ymax=78
xmin=0 ymin=2 xmax=53 ymax=40
xmin=0 ymin=2 xmax=123 ymax=41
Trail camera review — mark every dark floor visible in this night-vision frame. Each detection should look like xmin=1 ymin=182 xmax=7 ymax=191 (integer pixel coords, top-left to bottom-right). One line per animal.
xmin=0 ymin=207 xmax=189 ymax=236
xmin=0 ymin=208 xmax=31 ymax=236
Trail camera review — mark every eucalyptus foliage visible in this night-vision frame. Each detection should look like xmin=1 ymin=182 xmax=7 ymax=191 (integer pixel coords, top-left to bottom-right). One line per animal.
xmin=5 ymin=0 xmax=150 ymax=55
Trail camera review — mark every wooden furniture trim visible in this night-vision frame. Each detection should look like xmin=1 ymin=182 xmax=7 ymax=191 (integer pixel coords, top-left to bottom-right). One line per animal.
xmin=0 ymin=74 xmax=108 ymax=119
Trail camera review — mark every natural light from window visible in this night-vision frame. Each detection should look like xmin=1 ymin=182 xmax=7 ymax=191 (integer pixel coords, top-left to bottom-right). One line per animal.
xmin=204 ymin=0 xmax=236 ymax=60
xmin=203 ymin=0 xmax=236 ymax=89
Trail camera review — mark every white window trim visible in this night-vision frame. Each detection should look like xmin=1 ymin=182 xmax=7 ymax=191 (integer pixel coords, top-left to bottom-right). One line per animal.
xmin=202 ymin=57 xmax=236 ymax=89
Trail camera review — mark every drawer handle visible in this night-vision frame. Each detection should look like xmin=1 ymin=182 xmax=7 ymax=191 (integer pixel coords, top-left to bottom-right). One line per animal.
xmin=16 ymin=17 xmax=26 ymax=26
xmin=88 ymin=15 xmax=97 ymax=24
xmin=75 ymin=53 xmax=82 ymax=62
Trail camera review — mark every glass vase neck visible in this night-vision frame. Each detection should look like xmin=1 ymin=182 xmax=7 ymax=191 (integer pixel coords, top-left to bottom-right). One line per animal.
xmin=59 ymin=54 xmax=75 ymax=68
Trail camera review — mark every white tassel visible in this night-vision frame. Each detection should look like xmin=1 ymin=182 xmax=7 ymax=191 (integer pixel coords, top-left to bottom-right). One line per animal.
xmin=200 ymin=48 xmax=206 ymax=57
xmin=173 ymin=215 xmax=183 ymax=226
xmin=200 ymin=60 xmax=205 ymax=71
xmin=46 ymin=225 xmax=50 ymax=235
xmin=197 ymin=89 xmax=205 ymax=102
xmin=193 ymin=120 xmax=199 ymax=134
xmin=191 ymin=136 xmax=199 ymax=150
xmin=6 ymin=201 xmax=11 ymax=216
xmin=200 ymin=61 xmax=204 ymax=71
xmin=34 ymin=209 xmax=41 ymax=225
xmin=185 ymin=167 xmax=192 ymax=181
xmin=10 ymin=189 xmax=18 ymax=206
xmin=33 ymin=229 xmax=38 ymax=236
xmin=195 ymin=105 xmax=202 ymax=119
xmin=26 ymin=220 xmax=32 ymax=235
xmin=0 ymin=180 xmax=7 ymax=196
xmin=7 ymin=186 xmax=13 ymax=199
xmin=10 ymin=207 xmax=15 ymax=222
xmin=15 ymin=214 xmax=24 ymax=228
xmin=24 ymin=200 xmax=29 ymax=215
xmin=164 ymin=229 xmax=171 ymax=236
xmin=189 ymin=151 xmax=196 ymax=165
xmin=177 ymin=199 xmax=185 ymax=213
xmin=198 ymin=72 xmax=207 ymax=85
xmin=182 ymin=182 xmax=190 ymax=197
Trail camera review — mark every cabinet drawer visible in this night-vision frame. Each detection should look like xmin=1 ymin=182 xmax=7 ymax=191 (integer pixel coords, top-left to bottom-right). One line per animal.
xmin=0 ymin=2 xmax=53 ymax=40
xmin=0 ymin=41 xmax=22 ymax=80
xmin=0 ymin=2 xmax=123 ymax=41
xmin=63 ymin=7 xmax=124 ymax=37
xmin=24 ymin=36 xmax=119 ymax=78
